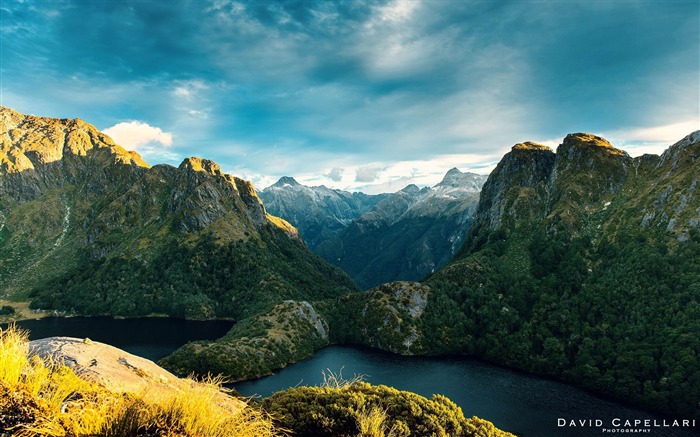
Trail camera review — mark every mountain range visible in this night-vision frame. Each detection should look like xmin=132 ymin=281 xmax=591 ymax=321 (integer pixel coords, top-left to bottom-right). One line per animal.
xmin=1 ymin=106 xmax=698 ymax=421
xmin=260 ymin=169 xmax=487 ymax=288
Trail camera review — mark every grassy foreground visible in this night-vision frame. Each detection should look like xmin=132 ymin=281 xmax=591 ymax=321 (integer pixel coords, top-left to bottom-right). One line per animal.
xmin=0 ymin=325 xmax=278 ymax=437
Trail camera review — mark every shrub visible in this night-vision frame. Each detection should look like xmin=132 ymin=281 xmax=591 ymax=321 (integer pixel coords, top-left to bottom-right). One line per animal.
xmin=262 ymin=379 xmax=515 ymax=437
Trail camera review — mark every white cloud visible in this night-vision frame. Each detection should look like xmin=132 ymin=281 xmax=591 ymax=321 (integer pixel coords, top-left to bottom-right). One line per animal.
xmin=325 ymin=167 xmax=344 ymax=182
xmin=104 ymin=121 xmax=173 ymax=149
xmin=603 ymin=120 xmax=699 ymax=156
xmin=173 ymin=80 xmax=209 ymax=101
xmin=103 ymin=121 xmax=178 ymax=163
xmin=377 ymin=0 xmax=419 ymax=23
xmin=355 ymin=165 xmax=385 ymax=182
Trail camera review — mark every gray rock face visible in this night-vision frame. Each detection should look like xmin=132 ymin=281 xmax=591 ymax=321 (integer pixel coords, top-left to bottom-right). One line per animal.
xmin=475 ymin=142 xmax=556 ymax=233
xmin=29 ymin=337 xmax=179 ymax=394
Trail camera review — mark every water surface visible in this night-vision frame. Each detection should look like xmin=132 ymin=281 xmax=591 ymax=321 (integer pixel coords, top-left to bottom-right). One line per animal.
xmin=5 ymin=316 xmax=234 ymax=361
xmin=235 ymin=345 xmax=698 ymax=437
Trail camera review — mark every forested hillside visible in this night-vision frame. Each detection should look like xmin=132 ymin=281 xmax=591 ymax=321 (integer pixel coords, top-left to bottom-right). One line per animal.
xmin=329 ymin=133 xmax=700 ymax=419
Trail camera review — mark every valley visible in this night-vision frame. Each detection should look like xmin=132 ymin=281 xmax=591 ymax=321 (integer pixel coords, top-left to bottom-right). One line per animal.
xmin=1 ymin=106 xmax=698 ymax=434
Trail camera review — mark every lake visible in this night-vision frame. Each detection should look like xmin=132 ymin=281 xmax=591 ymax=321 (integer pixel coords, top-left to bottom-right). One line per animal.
xmin=234 ymin=345 xmax=699 ymax=437
xmin=4 ymin=317 xmax=697 ymax=437
xmin=4 ymin=316 xmax=234 ymax=362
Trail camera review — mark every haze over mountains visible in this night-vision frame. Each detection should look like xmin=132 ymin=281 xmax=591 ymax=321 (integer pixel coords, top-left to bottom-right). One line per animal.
xmin=261 ymin=169 xmax=487 ymax=288
xmin=1 ymin=106 xmax=698 ymax=423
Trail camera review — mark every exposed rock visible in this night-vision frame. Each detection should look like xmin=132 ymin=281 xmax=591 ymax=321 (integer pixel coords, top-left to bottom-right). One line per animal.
xmin=28 ymin=336 xmax=244 ymax=411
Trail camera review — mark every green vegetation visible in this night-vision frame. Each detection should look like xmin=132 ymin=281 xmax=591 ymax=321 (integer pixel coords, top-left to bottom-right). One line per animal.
xmin=326 ymin=133 xmax=700 ymax=419
xmin=262 ymin=379 xmax=515 ymax=437
xmin=0 ymin=305 xmax=15 ymax=315
xmin=29 ymin=228 xmax=355 ymax=320
xmin=160 ymin=300 xmax=330 ymax=380
xmin=419 ymin=227 xmax=700 ymax=419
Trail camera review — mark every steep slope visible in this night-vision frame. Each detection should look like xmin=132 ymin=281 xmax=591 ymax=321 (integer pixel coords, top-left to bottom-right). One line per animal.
xmin=331 ymin=132 xmax=700 ymax=419
xmin=0 ymin=106 xmax=358 ymax=376
xmin=259 ymin=177 xmax=386 ymax=250
xmin=319 ymin=169 xmax=487 ymax=289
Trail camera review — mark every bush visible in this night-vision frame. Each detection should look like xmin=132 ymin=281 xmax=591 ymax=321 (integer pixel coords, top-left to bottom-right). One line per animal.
xmin=0 ymin=305 xmax=15 ymax=316
xmin=262 ymin=380 xmax=515 ymax=437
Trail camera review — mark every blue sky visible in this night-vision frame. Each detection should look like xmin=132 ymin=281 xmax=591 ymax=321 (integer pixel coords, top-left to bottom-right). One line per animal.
xmin=1 ymin=0 xmax=698 ymax=193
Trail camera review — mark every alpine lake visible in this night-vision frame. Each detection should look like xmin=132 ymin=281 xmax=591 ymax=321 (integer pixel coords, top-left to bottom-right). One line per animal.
xmin=5 ymin=317 xmax=697 ymax=437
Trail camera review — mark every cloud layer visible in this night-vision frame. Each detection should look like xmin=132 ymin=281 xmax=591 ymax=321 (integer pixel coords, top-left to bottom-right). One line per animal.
xmin=2 ymin=0 xmax=698 ymax=192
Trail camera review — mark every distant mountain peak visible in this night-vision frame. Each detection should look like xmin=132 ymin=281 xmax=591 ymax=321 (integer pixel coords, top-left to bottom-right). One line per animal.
xmin=272 ymin=176 xmax=301 ymax=188
xmin=436 ymin=167 xmax=487 ymax=190
xmin=401 ymin=184 xmax=421 ymax=194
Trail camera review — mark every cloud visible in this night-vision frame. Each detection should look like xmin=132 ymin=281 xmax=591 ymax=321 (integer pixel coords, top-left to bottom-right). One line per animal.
xmin=103 ymin=121 xmax=173 ymax=149
xmin=102 ymin=121 xmax=179 ymax=164
xmin=325 ymin=167 xmax=344 ymax=182
xmin=3 ymin=0 xmax=698 ymax=193
xmin=602 ymin=120 xmax=700 ymax=157
xmin=355 ymin=166 xmax=385 ymax=182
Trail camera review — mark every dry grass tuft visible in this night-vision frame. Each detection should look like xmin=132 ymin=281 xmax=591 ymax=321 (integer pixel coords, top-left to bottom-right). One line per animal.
xmin=320 ymin=367 xmax=365 ymax=389
xmin=0 ymin=324 xmax=280 ymax=437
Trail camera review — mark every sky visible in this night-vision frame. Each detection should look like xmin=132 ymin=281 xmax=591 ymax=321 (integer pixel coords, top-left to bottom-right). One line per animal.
xmin=1 ymin=0 xmax=698 ymax=194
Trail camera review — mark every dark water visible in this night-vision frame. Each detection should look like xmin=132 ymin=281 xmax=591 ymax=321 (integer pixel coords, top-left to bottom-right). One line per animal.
xmin=3 ymin=318 xmax=697 ymax=437
xmin=3 ymin=316 xmax=234 ymax=362
xmin=234 ymin=346 xmax=699 ymax=437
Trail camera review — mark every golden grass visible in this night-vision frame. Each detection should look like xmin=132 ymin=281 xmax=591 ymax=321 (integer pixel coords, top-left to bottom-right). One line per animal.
xmin=0 ymin=324 xmax=281 ymax=437
xmin=354 ymin=405 xmax=397 ymax=437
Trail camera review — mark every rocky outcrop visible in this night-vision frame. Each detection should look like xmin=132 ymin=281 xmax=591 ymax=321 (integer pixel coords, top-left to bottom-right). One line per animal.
xmin=329 ymin=281 xmax=431 ymax=355
xmin=28 ymin=336 xmax=244 ymax=411
xmin=474 ymin=142 xmax=555 ymax=233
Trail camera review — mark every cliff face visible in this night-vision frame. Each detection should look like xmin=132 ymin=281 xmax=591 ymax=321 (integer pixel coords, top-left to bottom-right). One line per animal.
xmin=472 ymin=142 xmax=555 ymax=234
xmin=341 ymin=132 xmax=700 ymax=419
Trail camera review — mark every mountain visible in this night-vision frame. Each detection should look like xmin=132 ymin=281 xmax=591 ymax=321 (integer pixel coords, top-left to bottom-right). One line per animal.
xmin=327 ymin=132 xmax=700 ymax=418
xmin=258 ymin=177 xmax=386 ymax=250
xmin=262 ymin=170 xmax=487 ymax=289
xmin=317 ymin=169 xmax=487 ymax=289
xmin=0 ymin=106 xmax=357 ymax=373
